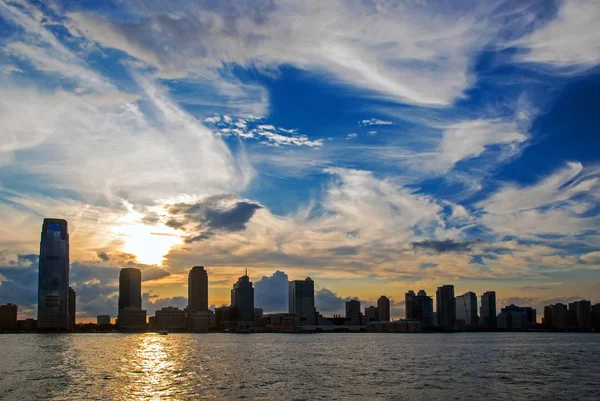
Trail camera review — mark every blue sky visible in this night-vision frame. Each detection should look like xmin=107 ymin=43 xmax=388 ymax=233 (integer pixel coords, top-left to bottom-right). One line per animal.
xmin=0 ymin=0 xmax=599 ymax=320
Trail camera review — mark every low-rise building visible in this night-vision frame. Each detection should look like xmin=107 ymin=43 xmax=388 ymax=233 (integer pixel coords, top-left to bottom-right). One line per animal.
xmin=0 ymin=303 xmax=18 ymax=331
xmin=97 ymin=315 xmax=111 ymax=326
xmin=154 ymin=307 xmax=187 ymax=331
xmin=189 ymin=310 xmax=216 ymax=332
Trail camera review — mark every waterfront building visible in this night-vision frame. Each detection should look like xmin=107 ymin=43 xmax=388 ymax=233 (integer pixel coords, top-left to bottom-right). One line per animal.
xmin=68 ymin=287 xmax=76 ymax=330
xmin=568 ymin=300 xmax=592 ymax=331
xmin=364 ymin=306 xmax=378 ymax=321
xmin=188 ymin=266 xmax=208 ymax=313
xmin=500 ymin=304 xmax=536 ymax=329
xmin=189 ymin=310 xmax=216 ymax=332
xmin=154 ymin=307 xmax=187 ymax=331
xmin=289 ymin=277 xmax=315 ymax=319
xmin=0 ymin=303 xmax=17 ymax=331
xmin=455 ymin=291 xmax=478 ymax=328
xmin=377 ymin=296 xmax=390 ymax=322
xmin=479 ymin=291 xmax=497 ymax=329
xmin=231 ymin=270 xmax=254 ymax=323
xmin=37 ymin=218 xmax=71 ymax=330
xmin=592 ymin=304 xmax=600 ymax=332
xmin=544 ymin=303 xmax=569 ymax=330
xmin=97 ymin=315 xmax=111 ymax=326
xmin=405 ymin=290 xmax=434 ymax=327
xmin=117 ymin=268 xmax=147 ymax=330
xmin=345 ymin=300 xmax=361 ymax=321
xmin=436 ymin=285 xmax=456 ymax=332
xmin=497 ymin=310 xmax=527 ymax=330
xmin=17 ymin=318 xmax=37 ymax=332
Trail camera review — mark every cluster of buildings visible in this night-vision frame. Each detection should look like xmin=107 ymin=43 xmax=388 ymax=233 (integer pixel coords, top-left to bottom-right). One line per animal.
xmin=1 ymin=218 xmax=600 ymax=334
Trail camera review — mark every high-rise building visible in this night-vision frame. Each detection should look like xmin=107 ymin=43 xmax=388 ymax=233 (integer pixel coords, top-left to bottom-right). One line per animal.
xmin=97 ymin=315 xmax=111 ymax=326
xmin=68 ymin=287 xmax=76 ymax=330
xmin=592 ymin=304 xmax=600 ymax=332
xmin=544 ymin=303 xmax=568 ymax=330
xmin=479 ymin=291 xmax=497 ymax=329
xmin=568 ymin=300 xmax=592 ymax=331
xmin=455 ymin=291 xmax=478 ymax=327
xmin=498 ymin=304 xmax=536 ymax=329
xmin=345 ymin=300 xmax=361 ymax=320
xmin=364 ymin=306 xmax=378 ymax=320
xmin=405 ymin=290 xmax=434 ymax=327
xmin=377 ymin=296 xmax=390 ymax=322
xmin=0 ymin=303 xmax=17 ymax=331
xmin=231 ymin=270 xmax=254 ymax=322
xmin=289 ymin=277 xmax=315 ymax=318
xmin=37 ymin=218 xmax=71 ymax=331
xmin=117 ymin=268 xmax=146 ymax=330
xmin=188 ymin=266 xmax=208 ymax=313
xmin=436 ymin=285 xmax=456 ymax=332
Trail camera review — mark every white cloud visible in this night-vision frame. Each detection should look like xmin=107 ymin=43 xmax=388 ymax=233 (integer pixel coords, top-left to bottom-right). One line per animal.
xmin=512 ymin=0 xmax=600 ymax=71
xmin=360 ymin=118 xmax=393 ymax=126
xmin=346 ymin=133 xmax=358 ymax=140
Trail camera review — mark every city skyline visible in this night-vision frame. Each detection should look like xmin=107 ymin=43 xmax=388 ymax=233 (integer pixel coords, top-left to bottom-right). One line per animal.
xmin=1 ymin=0 xmax=600 ymax=323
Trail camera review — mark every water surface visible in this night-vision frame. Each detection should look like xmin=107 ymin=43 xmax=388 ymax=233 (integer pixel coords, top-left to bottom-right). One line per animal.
xmin=1 ymin=333 xmax=599 ymax=400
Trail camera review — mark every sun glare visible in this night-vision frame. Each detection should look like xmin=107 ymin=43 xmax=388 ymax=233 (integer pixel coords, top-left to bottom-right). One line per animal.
xmin=114 ymin=206 xmax=182 ymax=266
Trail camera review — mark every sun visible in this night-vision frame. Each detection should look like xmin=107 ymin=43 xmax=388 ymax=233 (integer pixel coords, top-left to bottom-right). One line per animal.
xmin=114 ymin=205 xmax=182 ymax=266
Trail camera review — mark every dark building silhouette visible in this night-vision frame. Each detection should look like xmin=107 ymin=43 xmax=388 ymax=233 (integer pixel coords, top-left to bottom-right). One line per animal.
xmin=456 ymin=291 xmax=478 ymax=328
xmin=289 ymin=277 xmax=315 ymax=318
xmin=568 ymin=300 xmax=592 ymax=331
xmin=377 ymin=296 xmax=390 ymax=322
xmin=479 ymin=291 xmax=497 ymax=329
xmin=68 ymin=287 xmax=76 ymax=329
xmin=498 ymin=304 xmax=536 ymax=329
xmin=38 ymin=218 xmax=71 ymax=331
xmin=0 ymin=303 xmax=17 ymax=331
xmin=117 ymin=268 xmax=146 ymax=330
xmin=231 ymin=270 xmax=254 ymax=322
xmin=153 ymin=307 xmax=187 ymax=331
xmin=364 ymin=305 xmax=378 ymax=321
xmin=97 ymin=315 xmax=111 ymax=326
xmin=436 ymin=285 xmax=456 ymax=332
xmin=188 ymin=266 xmax=208 ymax=313
xmin=405 ymin=290 xmax=434 ymax=327
xmin=592 ymin=304 xmax=600 ymax=332
xmin=544 ymin=303 xmax=568 ymax=330
xmin=345 ymin=300 xmax=361 ymax=320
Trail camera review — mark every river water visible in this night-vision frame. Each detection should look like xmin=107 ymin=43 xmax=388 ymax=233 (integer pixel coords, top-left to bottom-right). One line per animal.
xmin=0 ymin=333 xmax=599 ymax=400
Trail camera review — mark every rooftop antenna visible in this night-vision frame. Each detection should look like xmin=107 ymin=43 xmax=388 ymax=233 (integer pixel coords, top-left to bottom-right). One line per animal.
xmin=245 ymin=267 xmax=248 ymax=276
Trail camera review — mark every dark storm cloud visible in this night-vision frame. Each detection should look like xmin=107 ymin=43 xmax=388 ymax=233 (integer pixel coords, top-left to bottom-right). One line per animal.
xmin=254 ymin=270 xmax=288 ymax=313
xmin=166 ymin=194 xmax=263 ymax=242
xmin=0 ymin=255 xmax=39 ymax=308
xmin=97 ymin=251 xmax=110 ymax=261
xmin=142 ymin=267 xmax=171 ymax=282
xmin=411 ymin=239 xmax=481 ymax=253
xmin=315 ymin=288 xmax=362 ymax=314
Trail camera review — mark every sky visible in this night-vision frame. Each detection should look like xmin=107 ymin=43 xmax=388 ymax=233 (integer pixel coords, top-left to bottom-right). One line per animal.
xmin=1 ymin=0 xmax=599 ymax=322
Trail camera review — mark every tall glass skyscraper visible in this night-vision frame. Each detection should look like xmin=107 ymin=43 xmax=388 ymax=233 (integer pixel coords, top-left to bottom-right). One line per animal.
xmin=231 ymin=270 xmax=254 ymax=322
xmin=37 ymin=218 xmax=71 ymax=330
xmin=377 ymin=295 xmax=390 ymax=322
xmin=289 ymin=277 xmax=314 ymax=318
xmin=479 ymin=291 xmax=497 ymax=329
xmin=117 ymin=268 xmax=146 ymax=330
xmin=188 ymin=266 xmax=209 ymax=313
xmin=456 ymin=291 xmax=478 ymax=327
xmin=405 ymin=290 xmax=434 ymax=327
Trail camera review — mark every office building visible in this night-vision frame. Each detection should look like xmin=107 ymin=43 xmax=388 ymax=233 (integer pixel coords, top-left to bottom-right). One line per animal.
xmin=154 ymin=307 xmax=187 ymax=331
xmin=345 ymin=300 xmax=361 ymax=320
xmin=0 ymin=303 xmax=17 ymax=331
xmin=37 ymin=218 xmax=71 ymax=330
xmin=456 ymin=291 xmax=478 ymax=327
xmin=436 ymin=285 xmax=456 ymax=332
xmin=97 ymin=315 xmax=111 ymax=326
xmin=479 ymin=291 xmax=497 ymax=329
xmin=188 ymin=266 xmax=208 ymax=313
xmin=117 ymin=268 xmax=147 ymax=330
xmin=364 ymin=306 xmax=378 ymax=321
xmin=68 ymin=287 xmax=76 ymax=330
xmin=544 ymin=303 xmax=568 ymax=330
xmin=289 ymin=277 xmax=315 ymax=318
xmin=500 ymin=304 xmax=536 ymax=329
xmin=377 ymin=296 xmax=390 ymax=322
xmin=189 ymin=310 xmax=216 ymax=332
xmin=592 ymin=304 xmax=600 ymax=332
xmin=405 ymin=290 xmax=434 ymax=327
xmin=568 ymin=300 xmax=592 ymax=331
xmin=231 ymin=270 xmax=254 ymax=322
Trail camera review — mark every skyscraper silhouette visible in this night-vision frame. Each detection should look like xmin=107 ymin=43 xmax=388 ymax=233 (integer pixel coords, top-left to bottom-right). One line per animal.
xmin=456 ymin=291 xmax=478 ymax=327
xmin=37 ymin=218 xmax=71 ymax=330
xmin=231 ymin=270 xmax=254 ymax=322
xmin=436 ymin=285 xmax=456 ymax=332
xmin=68 ymin=287 xmax=76 ymax=330
xmin=117 ymin=268 xmax=146 ymax=330
xmin=479 ymin=291 xmax=497 ymax=329
xmin=377 ymin=296 xmax=390 ymax=322
xmin=188 ymin=266 xmax=208 ymax=312
xmin=289 ymin=277 xmax=315 ymax=318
